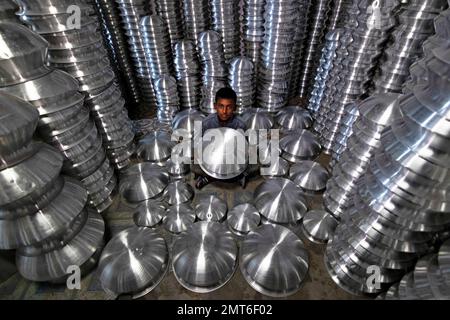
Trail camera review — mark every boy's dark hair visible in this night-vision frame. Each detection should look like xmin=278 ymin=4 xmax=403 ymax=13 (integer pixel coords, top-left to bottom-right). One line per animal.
xmin=215 ymin=87 xmax=237 ymax=104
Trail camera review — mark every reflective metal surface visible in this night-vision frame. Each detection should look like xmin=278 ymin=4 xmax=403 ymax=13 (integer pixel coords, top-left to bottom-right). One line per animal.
xmin=227 ymin=203 xmax=261 ymax=237
xmin=194 ymin=194 xmax=228 ymax=222
xmin=16 ymin=209 xmax=105 ymax=282
xmin=197 ymin=128 xmax=248 ymax=180
xmin=254 ymin=177 xmax=307 ymax=225
xmin=182 ymin=0 xmax=210 ymax=44
xmin=0 ymin=143 xmax=63 ymax=207
xmin=172 ymin=109 xmax=205 ymax=138
xmin=0 ymin=93 xmax=39 ymax=160
xmin=289 ymin=161 xmax=329 ymax=193
xmin=198 ymin=30 xmax=227 ymax=114
xmin=211 ymin=0 xmax=240 ymax=63
xmin=228 ymin=57 xmax=255 ymax=113
xmin=280 ymin=130 xmax=321 ymax=162
xmin=260 ymin=156 xmax=289 ymax=178
xmin=136 ymin=131 xmax=177 ymax=163
xmin=297 ymin=0 xmax=332 ymax=99
xmin=0 ymin=22 xmax=50 ymax=86
xmin=119 ymin=163 xmax=169 ymax=203
xmin=240 ymin=108 xmax=274 ymax=130
xmin=243 ymin=0 xmax=265 ymax=78
xmin=302 ymin=210 xmax=338 ymax=244
xmin=276 ymin=106 xmax=313 ymax=132
xmin=98 ymin=227 xmax=168 ymax=297
xmin=116 ymin=0 xmax=158 ymax=107
xmin=0 ymin=177 xmax=87 ymax=249
xmin=172 ymin=221 xmax=238 ymax=293
xmin=133 ymin=200 xmax=167 ymax=228
xmin=163 ymin=203 xmax=196 ymax=234
xmin=240 ymin=224 xmax=309 ymax=297
xmin=162 ymin=181 xmax=194 ymax=205
xmin=173 ymin=40 xmax=202 ymax=109
xmin=324 ymin=93 xmax=400 ymax=218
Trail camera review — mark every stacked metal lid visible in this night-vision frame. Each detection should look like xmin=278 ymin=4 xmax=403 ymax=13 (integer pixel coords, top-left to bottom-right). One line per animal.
xmin=323 ymin=93 xmax=400 ymax=219
xmin=173 ymin=40 xmax=202 ymax=109
xmin=297 ymin=0 xmax=332 ymax=99
xmin=194 ymin=194 xmax=228 ymax=222
xmin=240 ymin=224 xmax=310 ymax=297
xmin=287 ymin=0 xmax=311 ymax=99
xmin=403 ymin=8 xmax=450 ymax=94
xmin=17 ymin=0 xmax=135 ymax=171
xmin=307 ymin=29 xmax=343 ymax=116
xmin=317 ymin=0 xmax=399 ymax=154
xmin=94 ymin=0 xmax=140 ymax=107
xmin=0 ymin=93 xmax=104 ymax=282
xmin=319 ymin=101 xmax=359 ymax=157
xmin=324 ymin=42 xmax=450 ymax=296
xmin=329 ymin=103 xmax=360 ymax=167
xmin=326 ymin=0 xmax=354 ymax=32
xmin=373 ymin=0 xmax=448 ymax=93
xmin=140 ymin=15 xmax=174 ymax=79
xmin=172 ymin=108 xmax=205 ymax=139
xmin=211 ymin=0 xmax=241 ymax=63
xmin=243 ymin=0 xmax=266 ymax=79
xmin=257 ymin=0 xmax=301 ymax=112
xmin=197 ymin=30 xmax=228 ymax=114
xmin=115 ymin=0 xmax=158 ymax=108
xmin=0 ymin=0 xmax=19 ymax=22
xmin=313 ymin=28 xmax=353 ymax=126
xmin=140 ymin=14 xmax=179 ymax=123
xmin=154 ymin=0 xmax=184 ymax=48
xmin=0 ymin=22 xmax=117 ymax=213
xmin=153 ymin=75 xmax=180 ymax=124
xmin=382 ymin=240 xmax=450 ymax=300
xmin=172 ymin=222 xmax=238 ymax=293
xmin=228 ymin=57 xmax=255 ymax=114
xmin=98 ymin=227 xmax=168 ymax=298
xmin=182 ymin=0 xmax=210 ymax=44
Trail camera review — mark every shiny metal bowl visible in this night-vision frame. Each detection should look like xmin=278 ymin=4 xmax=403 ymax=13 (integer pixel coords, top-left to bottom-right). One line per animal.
xmin=162 ymin=180 xmax=194 ymax=205
xmin=302 ymin=210 xmax=338 ymax=244
xmin=163 ymin=203 xmax=196 ymax=234
xmin=289 ymin=161 xmax=330 ymax=193
xmin=196 ymin=128 xmax=249 ymax=180
xmin=133 ymin=200 xmax=168 ymax=228
xmin=98 ymin=227 xmax=168 ymax=298
xmin=172 ymin=221 xmax=238 ymax=293
xmin=194 ymin=194 xmax=228 ymax=222
xmin=254 ymin=178 xmax=307 ymax=225
xmin=119 ymin=163 xmax=169 ymax=203
xmin=226 ymin=203 xmax=261 ymax=237
xmin=240 ymin=224 xmax=309 ymax=297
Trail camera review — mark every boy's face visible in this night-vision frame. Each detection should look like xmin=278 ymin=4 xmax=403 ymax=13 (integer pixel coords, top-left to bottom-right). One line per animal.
xmin=214 ymin=98 xmax=236 ymax=122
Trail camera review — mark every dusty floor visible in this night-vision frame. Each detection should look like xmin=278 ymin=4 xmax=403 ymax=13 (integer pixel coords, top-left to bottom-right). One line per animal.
xmin=0 ymin=152 xmax=365 ymax=300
